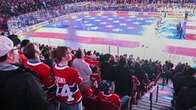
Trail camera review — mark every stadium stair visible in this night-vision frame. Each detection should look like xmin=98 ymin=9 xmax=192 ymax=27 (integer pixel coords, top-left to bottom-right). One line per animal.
xmin=132 ymin=80 xmax=173 ymax=110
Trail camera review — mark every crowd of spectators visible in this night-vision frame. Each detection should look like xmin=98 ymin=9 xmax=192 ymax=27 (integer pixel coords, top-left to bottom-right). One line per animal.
xmin=1 ymin=0 xmax=195 ymax=18
xmin=0 ymin=1 xmax=195 ymax=110
xmin=0 ymin=0 xmax=85 ymax=18
xmin=172 ymin=63 xmax=196 ymax=110
xmin=6 ymin=2 xmax=195 ymax=32
xmin=0 ymin=0 xmax=87 ymax=31
xmin=0 ymin=0 xmax=195 ymax=33
xmin=0 ymin=34 xmax=195 ymax=110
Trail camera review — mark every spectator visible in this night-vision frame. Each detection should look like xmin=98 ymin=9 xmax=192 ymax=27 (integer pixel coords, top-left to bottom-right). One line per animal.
xmin=96 ymin=80 xmax=121 ymax=108
xmin=23 ymin=43 xmax=56 ymax=110
xmin=100 ymin=54 xmax=115 ymax=81
xmin=113 ymin=56 xmax=132 ymax=96
xmin=18 ymin=39 xmax=30 ymax=67
xmin=172 ymin=65 xmax=196 ymax=110
xmin=0 ymin=36 xmax=48 ymax=110
xmin=20 ymin=39 xmax=30 ymax=52
xmin=53 ymin=46 xmax=83 ymax=110
xmin=40 ymin=45 xmax=54 ymax=68
xmin=7 ymin=34 xmax=21 ymax=47
xmin=72 ymin=49 xmax=92 ymax=85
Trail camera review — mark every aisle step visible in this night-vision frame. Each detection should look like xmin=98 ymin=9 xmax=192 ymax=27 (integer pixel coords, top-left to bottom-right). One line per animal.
xmin=132 ymin=80 xmax=173 ymax=110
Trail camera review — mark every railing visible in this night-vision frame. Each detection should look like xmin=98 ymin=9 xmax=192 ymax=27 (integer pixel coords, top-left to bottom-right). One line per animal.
xmin=149 ymin=72 xmax=161 ymax=110
xmin=149 ymin=84 xmax=159 ymax=110
xmin=128 ymin=72 xmax=161 ymax=110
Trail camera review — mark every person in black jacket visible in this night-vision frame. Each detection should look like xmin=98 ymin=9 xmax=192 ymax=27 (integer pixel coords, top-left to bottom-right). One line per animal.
xmin=174 ymin=67 xmax=196 ymax=110
xmin=100 ymin=54 xmax=115 ymax=81
xmin=113 ymin=56 xmax=132 ymax=96
xmin=0 ymin=36 xmax=48 ymax=110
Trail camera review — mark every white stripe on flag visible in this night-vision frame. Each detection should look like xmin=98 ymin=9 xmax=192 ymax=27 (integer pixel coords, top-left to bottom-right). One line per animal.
xmin=187 ymin=21 xmax=196 ymax=27
xmin=35 ymin=28 xmax=68 ymax=33
xmin=186 ymin=29 xmax=196 ymax=35
xmin=75 ymin=30 xmax=142 ymax=41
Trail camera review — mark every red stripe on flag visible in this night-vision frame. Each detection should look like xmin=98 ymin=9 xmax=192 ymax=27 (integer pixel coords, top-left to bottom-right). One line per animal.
xmin=30 ymin=32 xmax=140 ymax=48
xmin=186 ymin=34 xmax=196 ymax=40
xmin=165 ymin=46 xmax=196 ymax=57
xmin=186 ymin=26 xmax=196 ymax=30
xmin=30 ymin=32 xmax=68 ymax=40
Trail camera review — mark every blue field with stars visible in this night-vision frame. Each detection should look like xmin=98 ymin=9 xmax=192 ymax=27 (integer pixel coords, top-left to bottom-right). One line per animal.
xmin=45 ymin=15 xmax=157 ymax=36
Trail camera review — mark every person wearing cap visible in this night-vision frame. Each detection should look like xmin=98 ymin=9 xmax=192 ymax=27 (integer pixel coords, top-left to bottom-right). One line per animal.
xmin=0 ymin=36 xmax=48 ymax=110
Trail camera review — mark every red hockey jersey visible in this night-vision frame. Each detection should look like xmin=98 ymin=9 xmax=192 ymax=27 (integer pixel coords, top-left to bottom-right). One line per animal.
xmin=84 ymin=56 xmax=99 ymax=66
xmin=84 ymin=87 xmax=94 ymax=97
xmin=132 ymin=75 xmax=140 ymax=91
xmin=25 ymin=60 xmax=55 ymax=101
xmin=90 ymin=73 xmax=101 ymax=88
xmin=53 ymin=65 xmax=83 ymax=104
xmin=96 ymin=91 xmax=121 ymax=107
xmin=19 ymin=51 xmax=28 ymax=67
xmin=26 ymin=61 xmax=54 ymax=88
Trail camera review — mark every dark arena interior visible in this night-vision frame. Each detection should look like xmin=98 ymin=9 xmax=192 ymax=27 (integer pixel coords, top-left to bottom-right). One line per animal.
xmin=0 ymin=0 xmax=196 ymax=110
